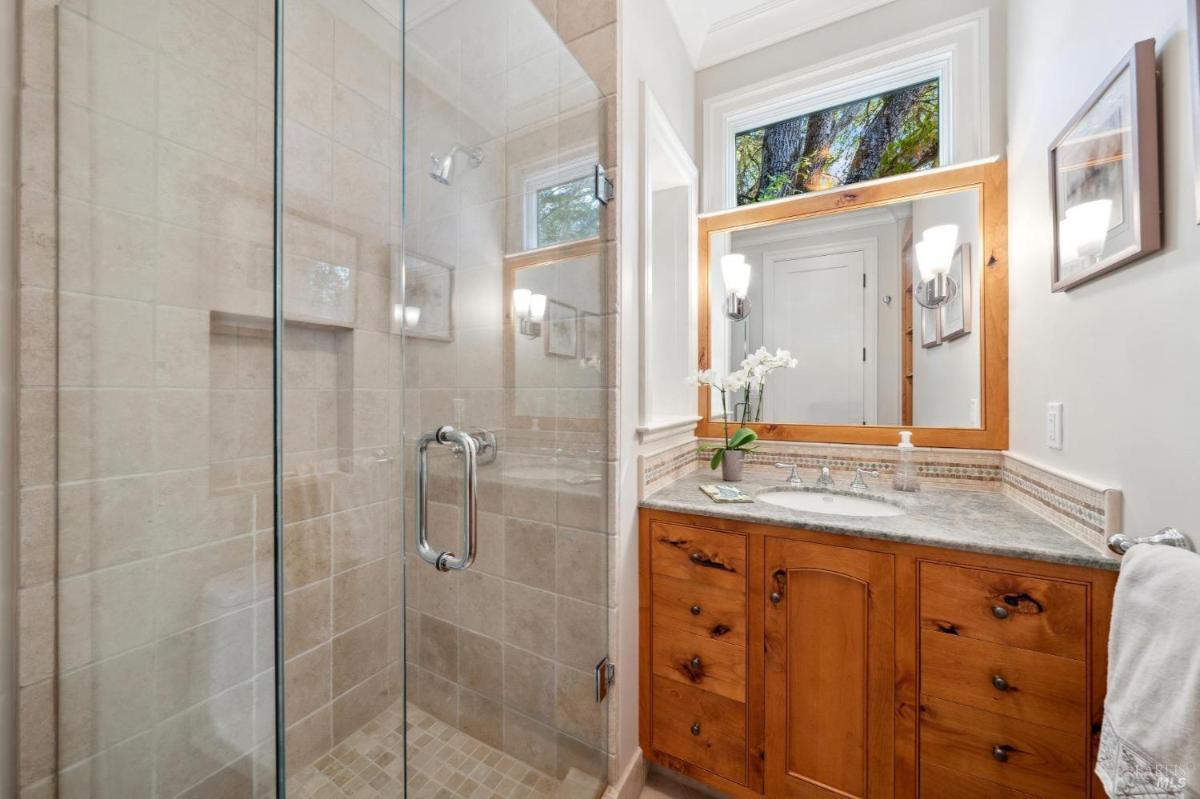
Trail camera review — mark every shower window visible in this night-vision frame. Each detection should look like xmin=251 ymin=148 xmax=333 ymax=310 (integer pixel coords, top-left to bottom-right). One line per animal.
xmin=524 ymin=157 xmax=601 ymax=249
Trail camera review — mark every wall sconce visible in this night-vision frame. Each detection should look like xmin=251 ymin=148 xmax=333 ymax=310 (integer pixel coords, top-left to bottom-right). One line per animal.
xmin=512 ymin=288 xmax=547 ymax=337
xmin=394 ymin=304 xmax=422 ymax=328
xmin=1063 ymin=199 xmax=1112 ymax=265
xmin=914 ymin=224 xmax=959 ymax=309
xmin=721 ymin=253 xmax=751 ymax=321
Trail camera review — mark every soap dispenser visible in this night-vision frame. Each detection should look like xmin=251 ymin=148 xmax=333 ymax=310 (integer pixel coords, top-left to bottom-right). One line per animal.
xmin=892 ymin=430 xmax=919 ymax=492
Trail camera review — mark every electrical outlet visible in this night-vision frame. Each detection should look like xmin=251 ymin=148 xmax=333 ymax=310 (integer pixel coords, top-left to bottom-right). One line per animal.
xmin=1046 ymin=402 xmax=1063 ymax=450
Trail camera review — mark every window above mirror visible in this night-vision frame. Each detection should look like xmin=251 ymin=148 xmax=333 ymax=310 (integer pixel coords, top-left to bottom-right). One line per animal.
xmin=735 ymin=78 xmax=941 ymax=206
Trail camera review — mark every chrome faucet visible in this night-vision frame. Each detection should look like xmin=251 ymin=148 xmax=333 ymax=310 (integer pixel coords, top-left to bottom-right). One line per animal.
xmin=774 ymin=462 xmax=803 ymax=486
xmin=849 ymin=467 xmax=881 ymax=491
xmin=816 ymin=465 xmax=834 ymax=487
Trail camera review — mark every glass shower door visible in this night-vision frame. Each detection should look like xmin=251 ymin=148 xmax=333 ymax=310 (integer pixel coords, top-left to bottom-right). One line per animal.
xmin=402 ymin=0 xmax=613 ymax=797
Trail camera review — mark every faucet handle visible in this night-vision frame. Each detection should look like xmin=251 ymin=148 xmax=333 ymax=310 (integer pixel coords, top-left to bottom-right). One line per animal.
xmin=850 ymin=467 xmax=881 ymax=490
xmin=816 ymin=465 xmax=834 ymax=486
xmin=774 ymin=463 xmax=802 ymax=485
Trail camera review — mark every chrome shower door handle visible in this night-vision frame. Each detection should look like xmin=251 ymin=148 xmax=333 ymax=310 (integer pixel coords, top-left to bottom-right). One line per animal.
xmin=416 ymin=425 xmax=479 ymax=572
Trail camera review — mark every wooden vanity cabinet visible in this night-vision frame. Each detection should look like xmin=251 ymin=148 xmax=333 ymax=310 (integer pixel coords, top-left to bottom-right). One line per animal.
xmin=639 ymin=509 xmax=1118 ymax=799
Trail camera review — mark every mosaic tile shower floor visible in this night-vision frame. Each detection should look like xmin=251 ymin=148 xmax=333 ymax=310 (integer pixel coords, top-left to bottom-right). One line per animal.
xmin=290 ymin=703 xmax=562 ymax=799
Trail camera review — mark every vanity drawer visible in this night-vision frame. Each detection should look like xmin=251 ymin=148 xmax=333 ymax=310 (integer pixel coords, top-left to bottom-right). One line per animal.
xmin=921 ymin=630 xmax=1085 ymax=731
xmin=919 ymin=562 xmax=1087 ymax=660
xmin=920 ymin=761 xmax=1037 ymax=798
xmin=652 ymin=622 xmax=746 ymax=702
xmin=651 ymin=675 xmax=747 ymax=785
xmin=650 ymin=522 xmax=747 ymax=593
xmin=920 ymin=696 xmax=1086 ymax=799
xmin=651 ymin=574 xmax=746 ymax=647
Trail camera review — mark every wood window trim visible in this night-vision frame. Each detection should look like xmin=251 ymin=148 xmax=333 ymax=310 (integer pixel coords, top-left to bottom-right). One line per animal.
xmin=696 ymin=159 xmax=1009 ymax=449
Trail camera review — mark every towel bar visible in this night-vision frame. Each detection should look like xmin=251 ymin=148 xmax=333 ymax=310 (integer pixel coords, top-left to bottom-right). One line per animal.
xmin=1107 ymin=527 xmax=1195 ymax=556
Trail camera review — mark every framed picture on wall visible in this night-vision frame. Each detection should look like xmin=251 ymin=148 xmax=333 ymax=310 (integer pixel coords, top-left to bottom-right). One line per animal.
xmin=1049 ymin=39 xmax=1160 ymax=292
xmin=941 ymin=243 xmax=972 ymax=340
xmin=545 ymin=300 xmax=578 ymax=357
xmin=405 ymin=253 xmax=454 ymax=341
xmin=578 ymin=311 xmax=602 ymax=367
xmin=920 ymin=305 xmax=941 ymax=349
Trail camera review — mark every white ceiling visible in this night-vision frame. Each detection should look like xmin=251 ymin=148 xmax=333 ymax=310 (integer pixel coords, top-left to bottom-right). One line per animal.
xmin=663 ymin=0 xmax=902 ymax=70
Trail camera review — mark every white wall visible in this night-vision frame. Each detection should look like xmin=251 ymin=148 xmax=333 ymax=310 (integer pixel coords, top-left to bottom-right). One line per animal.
xmin=1008 ymin=0 xmax=1200 ymax=544
xmin=617 ymin=0 xmax=696 ymax=785
xmin=0 ymin=0 xmax=15 ymax=790
xmin=695 ymin=0 xmax=1007 ymax=205
xmin=912 ymin=190 xmax=982 ymax=428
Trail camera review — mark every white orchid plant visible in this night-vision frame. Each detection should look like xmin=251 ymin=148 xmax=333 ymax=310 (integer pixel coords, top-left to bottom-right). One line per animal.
xmin=696 ymin=347 xmax=799 ymax=469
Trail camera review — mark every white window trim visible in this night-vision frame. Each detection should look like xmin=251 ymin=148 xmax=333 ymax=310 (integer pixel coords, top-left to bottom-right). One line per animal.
xmin=703 ymin=10 xmax=989 ymax=211
xmin=522 ymin=152 xmax=598 ymax=251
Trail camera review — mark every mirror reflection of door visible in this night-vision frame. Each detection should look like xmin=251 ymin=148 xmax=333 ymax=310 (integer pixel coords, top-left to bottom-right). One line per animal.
xmin=761 ymin=244 xmax=873 ymax=424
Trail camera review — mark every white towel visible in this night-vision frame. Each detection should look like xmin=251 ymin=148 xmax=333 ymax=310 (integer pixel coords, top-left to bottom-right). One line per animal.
xmin=1096 ymin=544 xmax=1200 ymax=798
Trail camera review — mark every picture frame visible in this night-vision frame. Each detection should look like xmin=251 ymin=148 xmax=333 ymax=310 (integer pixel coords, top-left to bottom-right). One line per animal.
xmin=920 ymin=305 xmax=941 ymax=349
xmin=940 ymin=242 xmax=972 ymax=341
xmin=545 ymin=299 xmax=578 ymax=357
xmin=1049 ymin=39 xmax=1160 ymax=292
xmin=578 ymin=311 xmax=602 ymax=366
xmin=404 ymin=253 xmax=454 ymax=341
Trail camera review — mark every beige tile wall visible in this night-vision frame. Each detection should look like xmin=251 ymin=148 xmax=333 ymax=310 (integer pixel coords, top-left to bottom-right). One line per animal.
xmin=14 ymin=0 xmax=407 ymax=796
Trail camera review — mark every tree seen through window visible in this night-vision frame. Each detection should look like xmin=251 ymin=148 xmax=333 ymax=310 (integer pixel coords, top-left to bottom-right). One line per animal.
xmin=735 ymin=79 xmax=940 ymax=206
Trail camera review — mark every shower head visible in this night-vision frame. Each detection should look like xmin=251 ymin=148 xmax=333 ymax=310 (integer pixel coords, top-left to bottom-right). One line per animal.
xmin=429 ymin=144 xmax=483 ymax=185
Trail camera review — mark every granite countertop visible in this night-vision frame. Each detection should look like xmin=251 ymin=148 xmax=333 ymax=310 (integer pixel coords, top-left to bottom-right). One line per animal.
xmin=641 ymin=470 xmax=1120 ymax=571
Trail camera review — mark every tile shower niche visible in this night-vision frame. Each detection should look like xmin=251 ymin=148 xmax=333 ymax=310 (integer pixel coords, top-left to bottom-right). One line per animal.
xmin=209 ymin=311 xmax=358 ymax=492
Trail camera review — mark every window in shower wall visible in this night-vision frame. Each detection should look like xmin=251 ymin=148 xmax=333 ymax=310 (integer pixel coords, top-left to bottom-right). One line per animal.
xmin=524 ymin=157 xmax=601 ymax=250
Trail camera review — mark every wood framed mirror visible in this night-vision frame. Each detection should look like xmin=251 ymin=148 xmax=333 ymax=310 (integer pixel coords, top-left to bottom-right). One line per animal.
xmin=697 ymin=159 xmax=1008 ymax=449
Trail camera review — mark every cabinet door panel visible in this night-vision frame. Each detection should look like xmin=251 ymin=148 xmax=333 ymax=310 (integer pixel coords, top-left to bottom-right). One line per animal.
xmin=765 ymin=539 xmax=896 ymax=799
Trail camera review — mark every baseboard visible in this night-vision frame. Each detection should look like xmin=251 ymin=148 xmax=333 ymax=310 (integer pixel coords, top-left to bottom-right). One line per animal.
xmin=604 ymin=749 xmax=647 ymax=799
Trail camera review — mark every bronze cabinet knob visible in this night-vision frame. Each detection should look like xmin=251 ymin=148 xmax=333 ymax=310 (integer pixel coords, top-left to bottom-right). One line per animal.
xmin=992 ymin=745 xmax=1009 ymax=763
xmin=770 ymin=592 xmax=782 ymax=605
xmin=690 ymin=656 xmax=702 ymax=670
xmin=691 ymin=722 xmax=701 ymax=736
xmin=992 ymin=605 xmax=1010 ymax=620
xmin=690 ymin=552 xmax=703 ymax=563
xmin=992 ymin=674 xmax=1009 ymax=692
xmin=690 ymin=604 xmax=702 ymax=616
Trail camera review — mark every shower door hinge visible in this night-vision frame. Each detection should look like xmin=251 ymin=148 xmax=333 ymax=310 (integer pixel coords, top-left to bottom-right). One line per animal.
xmin=594 ymin=657 xmax=615 ymax=702
xmin=594 ymin=164 xmax=614 ymax=206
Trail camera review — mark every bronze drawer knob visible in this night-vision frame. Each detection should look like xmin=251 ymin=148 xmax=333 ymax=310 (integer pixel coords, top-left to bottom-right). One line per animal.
xmin=992 ymin=605 xmax=1010 ymax=620
xmin=770 ymin=592 xmax=782 ymax=605
xmin=690 ymin=604 xmax=702 ymax=616
xmin=690 ymin=552 xmax=703 ymax=563
xmin=691 ymin=722 xmax=701 ymax=736
xmin=992 ymin=674 xmax=1009 ymax=692
xmin=690 ymin=656 xmax=702 ymax=670
xmin=992 ymin=745 xmax=1009 ymax=763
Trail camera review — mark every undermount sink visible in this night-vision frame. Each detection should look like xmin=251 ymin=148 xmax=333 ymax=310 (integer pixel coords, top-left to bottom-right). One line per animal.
xmin=758 ymin=489 xmax=905 ymax=517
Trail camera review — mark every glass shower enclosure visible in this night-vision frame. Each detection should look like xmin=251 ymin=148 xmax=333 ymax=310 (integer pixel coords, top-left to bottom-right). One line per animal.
xmin=50 ymin=0 xmax=611 ymax=795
